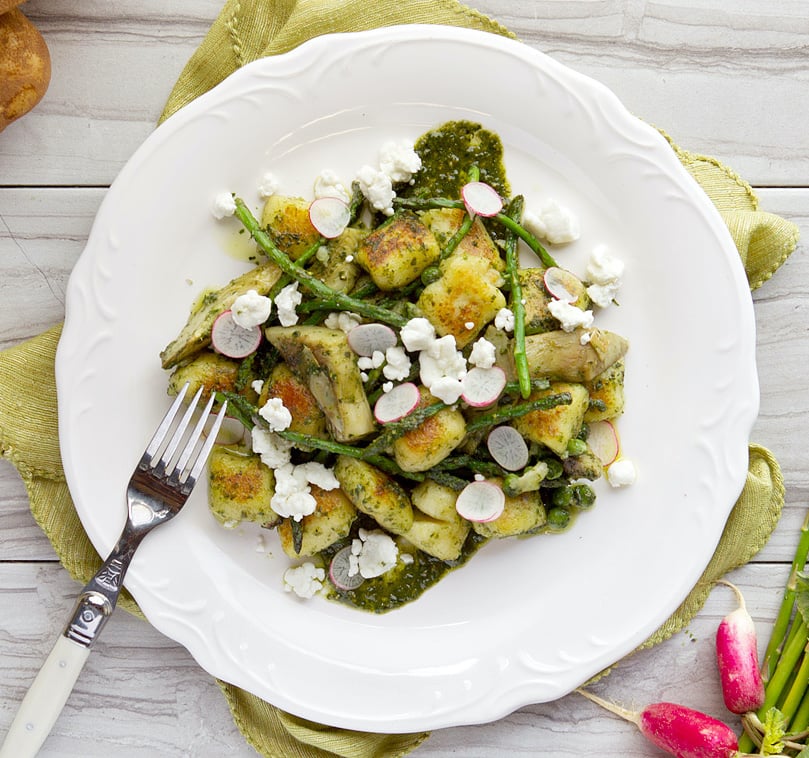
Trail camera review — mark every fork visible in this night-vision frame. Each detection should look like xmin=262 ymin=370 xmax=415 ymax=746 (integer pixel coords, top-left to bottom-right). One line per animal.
xmin=0 ymin=382 xmax=227 ymax=758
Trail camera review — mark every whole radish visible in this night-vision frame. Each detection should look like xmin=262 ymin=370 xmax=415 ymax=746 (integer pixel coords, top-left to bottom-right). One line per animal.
xmin=715 ymin=580 xmax=766 ymax=714
xmin=577 ymin=689 xmax=739 ymax=758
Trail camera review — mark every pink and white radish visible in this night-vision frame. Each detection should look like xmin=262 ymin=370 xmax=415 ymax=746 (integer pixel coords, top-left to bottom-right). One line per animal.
xmin=373 ymin=382 xmax=420 ymax=424
xmin=455 ymin=480 xmax=505 ymax=523
xmin=211 ymin=310 xmax=262 ymax=359
xmin=347 ymin=323 xmax=398 ymax=357
xmin=329 ymin=545 xmax=364 ymax=591
xmin=716 ymin=580 xmax=766 ymax=714
xmin=461 ymin=181 xmax=503 ymax=218
xmin=577 ymin=689 xmax=739 ymax=758
xmin=543 ymin=267 xmax=581 ymax=303
xmin=308 ymin=196 xmax=351 ymax=239
xmin=204 ymin=413 xmax=247 ymax=446
xmin=587 ymin=419 xmax=620 ymax=466
xmin=461 ymin=366 xmax=507 ymax=408
xmin=487 ymin=426 xmax=529 ymax=472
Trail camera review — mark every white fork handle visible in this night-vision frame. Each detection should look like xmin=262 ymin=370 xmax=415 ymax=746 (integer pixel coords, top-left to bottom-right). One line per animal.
xmin=0 ymin=635 xmax=90 ymax=758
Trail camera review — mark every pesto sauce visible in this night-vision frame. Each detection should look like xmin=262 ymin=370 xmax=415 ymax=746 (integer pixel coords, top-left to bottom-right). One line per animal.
xmin=404 ymin=120 xmax=510 ymax=200
xmin=320 ymin=525 xmax=488 ymax=614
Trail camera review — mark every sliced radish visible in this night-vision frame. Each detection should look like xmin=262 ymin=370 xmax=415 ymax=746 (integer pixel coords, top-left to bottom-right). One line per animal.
xmin=461 ymin=181 xmax=503 ymax=218
xmin=329 ymin=545 xmax=364 ymax=591
xmin=373 ymin=382 xmax=420 ymax=424
xmin=309 ymin=196 xmax=351 ymax=239
xmin=543 ymin=267 xmax=581 ymax=303
xmin=211 ymin=310 xmax=262 ymax=358
xmin=455 ymin=480 xmax=506 ymax=523
xmin=587 ymin=419 xmax=620 ymax=466
xmin=461 ymin=366 xmax=507 ymax=407
xmin=487 ymin=426 xmax=530 ymax=471
xmin=347 ymin=323 xmax=398 ymax=357
xmin=204 ymin=413 xmax=247 ymax=446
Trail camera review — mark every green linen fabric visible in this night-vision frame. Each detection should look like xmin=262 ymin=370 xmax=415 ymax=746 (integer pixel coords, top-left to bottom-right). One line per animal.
xmin=0 ymin=1 xmax=799 ymax=756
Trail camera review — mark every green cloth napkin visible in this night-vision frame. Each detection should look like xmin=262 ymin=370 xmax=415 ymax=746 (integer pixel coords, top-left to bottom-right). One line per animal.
xmin=0 ymin=1 xmax=800 ymax=756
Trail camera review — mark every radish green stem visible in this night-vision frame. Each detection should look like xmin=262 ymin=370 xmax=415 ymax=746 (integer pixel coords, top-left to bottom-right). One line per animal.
xmin=503 ymin=195 xmax=531 ymax=399
xmin=791 ymin=687 xmax=809 ymax=734
xmin=761 ymin=619 xmax=808 ymax=716
xmin=780 ymin=642 xmax=809 ymax=727
xmin=233 ymin=198 xmax=407 ymax=328
xmin=575 ymin=688 xmax=640 ymax=725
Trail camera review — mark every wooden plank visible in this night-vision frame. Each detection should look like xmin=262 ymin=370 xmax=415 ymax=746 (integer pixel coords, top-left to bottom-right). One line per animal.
xmin=1 ymin=0 xmax=806 ymax=186
xmin=0 ymin=561 xmax=787 ymax=756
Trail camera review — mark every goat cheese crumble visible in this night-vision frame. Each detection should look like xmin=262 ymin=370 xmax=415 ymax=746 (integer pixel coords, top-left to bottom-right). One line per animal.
xmin=348 ymin=529 xmax=399 ymax=579
xmin=231 ymin=289 xmax=272 ymax=329
xmin=314 ymin=169 xmax=351 ymax=204
xmin=274 ymin=282 xmax=302 ymax=327
xmin=468 ymin=337 xmax=497 ymax=369
xmin=258 ymin=173 xmax=280 ymax=198
xmin=356 ymin=165 xmax=395 ymax=216
xmin=523 ymin=199 xmax=580 ymax=244
xmin=258 ymin=397 xmax=292 ymax=432
xmin=251 ymin=427 xmax=293 ymax=468
xmin=586 ymin=245 xmax=625 ymax=308
xmin=494 ymin=307 xmax=515 ymax=332
xmin=548 ymin=299 xmax=595 ymax=332
xmin=378 ymin=140 xmax=422 ymax=183
xmin=283 ymin=562 xmax=325 ymax=599
xmin=607 ymin=458 xmax=637 ymax=487
xmin=211 ymin=192 xmax=236 ymax=219
xmin=324 ymin=311 xmax=361 ymax=333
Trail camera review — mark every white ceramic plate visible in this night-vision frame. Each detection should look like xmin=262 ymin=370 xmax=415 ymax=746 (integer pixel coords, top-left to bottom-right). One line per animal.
xmin=57 ymin=25 xmax=758 ymax=732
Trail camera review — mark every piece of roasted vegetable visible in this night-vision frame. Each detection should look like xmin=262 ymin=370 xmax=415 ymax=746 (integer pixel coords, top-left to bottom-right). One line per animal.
xmin=167 ymin=352 xmax=240 ymax=401
xmin=417 ymin=253 xmax=506 ymax=348
xmin=583 ymin=359 xmax=625 ymax=422
xmin=405 ymin=480 xmax=470 ymax=560
xmin=512 ymin=381 xmax=590 ymax=456
xmin=356 ymin=212 xmax=440 ymax=290
xmin=472 ymin=483 xmax=546 ymax=538
xmin=160 ymin=262 xmax=282 ymax=369
xmin=524 ymin=328 xmax=628 ymax=382
xmin=333 ymin=456 xmax=414 ymax=535
xmin=264 ymin=325 xmax=375 ymax=442
xmin=259 ymin=363 xmax=329 ymax=439
xmin=208 ymin=447 xmax=275 ymax=526
xmin=419 ymin=207 xmax=505 ymax=272
xmin=276 ymin=485 xmax=358 ymax=558
xmin=261 ymin=195 xmax=320 ymax=260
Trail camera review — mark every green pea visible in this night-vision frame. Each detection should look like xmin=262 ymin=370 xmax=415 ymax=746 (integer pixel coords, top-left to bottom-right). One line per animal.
xmin=571 ymin=483 xmax=596 ymax=510
xmin=552 ymin=487 xmax=573 ymax=508
xmin=547 ymin=506 xmax=571 ymax=531
xmin=566 ymin=438 xmax=588 ymax=456
xmin=421 ymin=266 xmax=441 ymax=285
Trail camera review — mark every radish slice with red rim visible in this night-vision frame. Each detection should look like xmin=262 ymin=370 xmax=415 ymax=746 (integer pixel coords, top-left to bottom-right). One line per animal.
xmin=461 ymin=181 xmax=503 ymax=218
xmin=461 ymin=366 xmax=506 ymax=408
xmin=543 ymin=267 xmax=581 ymax=303
xmin=309 ymin=196 xmax=351 ymax=239
xmin=373 ymin=382 xmax=420 ymax=424
xmin=587 ymin=419 xmax=620 ymax=466
xmin=211 ymin=310 xmax=262 ymax=359
xmin=329 ymin=545 xmax=364 ymax=591
xmin=204 ymin=414 xmax=247 ymax=446
xmin=455 ymin=480 xmax=506 ymax=522
xmin=487 ymin=426 xmax=529 ymax=471
xmin=347 ymin=323 xmax=398 ymax=357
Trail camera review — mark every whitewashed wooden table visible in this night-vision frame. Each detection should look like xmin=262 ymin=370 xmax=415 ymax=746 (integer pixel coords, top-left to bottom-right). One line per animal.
xmin=1 ymin=1 xmax=807 ymax=755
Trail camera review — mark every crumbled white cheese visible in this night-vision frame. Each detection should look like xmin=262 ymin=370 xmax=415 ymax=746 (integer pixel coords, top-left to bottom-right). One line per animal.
xmin=258 ymin=173 xmax=280 ymax=199
xmin=251 ymin=379 xmax=264 ymax=394
xmin=378 ymin=140 xmax=422 ymax=183
xmin=315 ymin=245 xmax=330 ymax=264
xmin=324 ymin=311 xmax=362 ymax=333
xmin=400 ymin=553 xmax=414 ymax=565
xmin=523 ymin=199 xmax=580 ymax=244
xmin=357 ymin=350 xmax=386 ymax=371
xmin=313 ymin=169 xmax=351 ymax=204
xmin=211 ymin=192 xmax=236 ymax=219
xmin=383 ymin=346 xmax=411 ymax=381
xmin=494 ymin=307 xmax=515 ymax=332
xmin=429 ymin=376 xmax=465 ymax=405
xmin=258 ymin=397 xmax=292 ymax=432
xmin=382 ymin=381 xmax=394 ymax=393
xmin=251 ymin=427 xmax=293 ymax=468
xmin=586 ymin=245 xmax=624 ymax=308
xmin=231 ymin=289 xmax=272 ymax=328
xmin=468 ymin=337 xmax=497 ymax=369
xmin=464 ymin=321 xmax=475 ymax=330
xmin=356 ymin=165 xmax=395 ymax=216
xmin=607 ymin=458 xmax=637 ymax=487
xmin=360 ymin=371 xmax=369 ymax=382
xmin=400 ymin=317 xmax=436 ymax=352
xmin=548 ymin=299 xmax=594 ymax=332
xmin=296 ymin=461 xmax=340 ymax=492
xmin=271 ymin=463 xmax=317 ymax=521
xmin=283 ymin=562 xmax=325 ymax=599
xmin=579 ymin=330 xmax=593 ymax=346
xmin=348 ymin=529 xmax=399 ymax=579
xmin=274 ymin=282 xmax=302 ymax=327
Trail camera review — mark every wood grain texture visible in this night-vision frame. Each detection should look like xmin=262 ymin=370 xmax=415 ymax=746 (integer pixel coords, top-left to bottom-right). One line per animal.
xmin=0 ymin=0 xmax=807 ymax=755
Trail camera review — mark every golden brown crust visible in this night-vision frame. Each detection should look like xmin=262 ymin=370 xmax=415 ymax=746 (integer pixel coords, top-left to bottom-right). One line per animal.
xmin=0 ymin=8 xmax=51 ymax=132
